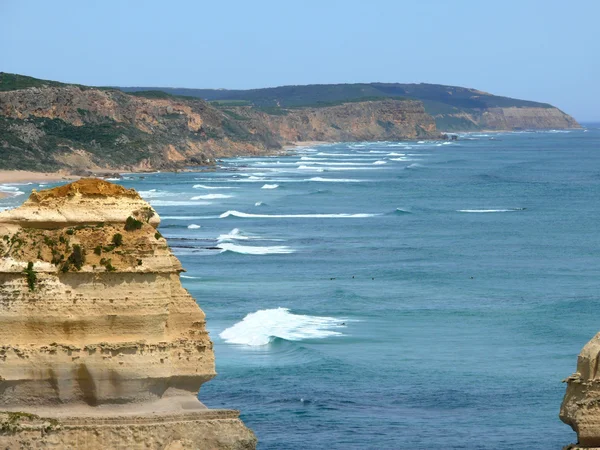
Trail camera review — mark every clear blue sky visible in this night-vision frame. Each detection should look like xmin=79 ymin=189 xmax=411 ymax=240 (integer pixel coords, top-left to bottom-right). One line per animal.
xmin=2 ymin=0 xmax=598 ymax=120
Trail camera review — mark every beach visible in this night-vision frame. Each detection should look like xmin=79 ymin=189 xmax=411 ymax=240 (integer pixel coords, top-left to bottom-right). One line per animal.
xmin=0 ymin=170 xmax=77 ymax=184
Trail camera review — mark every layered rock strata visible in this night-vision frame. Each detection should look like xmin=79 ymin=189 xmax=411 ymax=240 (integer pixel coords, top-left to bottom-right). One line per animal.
xmin=561 ymin=333 xmax=600 ymax=448
xmin=0 ymin=84 xmax=439 ymax=172
xmin=0 ymin=179 xmax=256 ymax=449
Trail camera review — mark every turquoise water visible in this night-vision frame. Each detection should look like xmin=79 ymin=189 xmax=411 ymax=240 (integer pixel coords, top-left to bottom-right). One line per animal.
xmin=1 ymin=129 xmax=599 ymax=449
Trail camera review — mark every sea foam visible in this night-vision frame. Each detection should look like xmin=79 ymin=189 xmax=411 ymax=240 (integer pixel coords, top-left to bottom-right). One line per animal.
xmin=190 ymin=194 xmax=233 ymax=200
xmin=219 ymin=210 xmax=379 ymax=219
xmin=218 ymin=243 xmax=295 ymax=255
xmin=219 ymin=307 xmax=346 ymax=346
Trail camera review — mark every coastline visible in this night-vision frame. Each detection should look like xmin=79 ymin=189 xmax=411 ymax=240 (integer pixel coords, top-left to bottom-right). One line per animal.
xmin=0 ymin=130 xmax=580 ymax=186
xmin=283 ymin=140 xmax=330 ymax=151
xmin=0 ymin=170 xmax=78 ymax=184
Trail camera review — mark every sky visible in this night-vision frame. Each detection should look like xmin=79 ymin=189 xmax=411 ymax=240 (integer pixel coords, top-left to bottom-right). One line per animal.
xmin=1 ymin=0 xmax=598 ymax=120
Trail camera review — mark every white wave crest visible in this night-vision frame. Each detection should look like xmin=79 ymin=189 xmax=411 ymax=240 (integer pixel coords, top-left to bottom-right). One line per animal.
xmin=255 ymin=202 xmax=263 ymax=206
xmin=191 ymin=194 xmax=233 ymax=200
xmin=457 ymin=209 xmax=525 ymax=213
xmin=219 ymin=210 xmax=379 ymax=219
xmin=308 ymin=177 xmax=362 ymax=183
xmin=217 ymin=228 xmax=248 ymax=241
xmin=219 ymin=307 xmax=346 ymax=346
xmin=261 ymin=184 xmax=279 ymax=189
xmin=373 ymin=160 xmax=387 ymax=165
xmin=188 ymin=224 xmax=201 ymax=229
xmin=218 ymin=243 xmax=295 ymax=255
xmin=140 ymin=190 xmax=179 ymax=198
xmin=193 ymin=184 xmax=239 ymax=189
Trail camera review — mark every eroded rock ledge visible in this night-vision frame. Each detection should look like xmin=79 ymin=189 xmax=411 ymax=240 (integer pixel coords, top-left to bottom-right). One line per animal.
xmin=0 ymin=179 xmax=256 ymax=449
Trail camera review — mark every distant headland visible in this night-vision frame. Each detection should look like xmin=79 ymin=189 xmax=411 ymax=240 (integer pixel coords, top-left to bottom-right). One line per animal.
xmin=0 ymin=73 xmax=579 ymax=174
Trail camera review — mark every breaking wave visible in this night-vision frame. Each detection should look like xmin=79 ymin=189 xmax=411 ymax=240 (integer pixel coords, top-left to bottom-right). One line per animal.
xmin=190 ymin=194 xmax=233 ymax=200
xmin=219 ymin=210 xmax=380 ymax=219
xmin=193 ymin=184 xmax=239 ymax=189
xmin=187 ymin=224 xmax=201 ymax=229
xmin=308 ymin=177 xmax=363 ymax=183
xmin=219 ymin=307 xmax=346 ymax=346
xmin=261 ymin=184 xmax=279 ymax=189
xmin=218 ymin=243 xmax=295 ymax=255
xmin=457 ymin=208 xmax=526 ymax=213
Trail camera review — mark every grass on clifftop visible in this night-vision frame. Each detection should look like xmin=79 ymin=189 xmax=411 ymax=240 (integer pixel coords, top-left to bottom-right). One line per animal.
xmin=0 ymin=73 xmax=65 ymax=91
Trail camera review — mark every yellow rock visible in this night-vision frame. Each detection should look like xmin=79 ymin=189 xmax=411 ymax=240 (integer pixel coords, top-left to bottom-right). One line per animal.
xmin=0 ymin=179 xmax=256 ymax=449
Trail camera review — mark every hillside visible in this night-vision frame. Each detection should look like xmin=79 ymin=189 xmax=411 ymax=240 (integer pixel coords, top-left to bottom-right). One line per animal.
xmin=120 ymin=82 xmax=580 ymax=131
xmin=0 ymin=73 xmax=439 ymax=172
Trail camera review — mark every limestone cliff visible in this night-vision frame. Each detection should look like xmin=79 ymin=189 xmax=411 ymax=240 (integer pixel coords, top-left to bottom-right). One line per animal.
xmin=0 ymin=73 xmax=440 ymax=173
xmin=0 ymin=179 xmax=256 ymax=449
xmin=561 ymin=332 xmax=600 ymax=448
xmin=222 ymin=99 xmax=436 ymax=142
xmin=431 ymin=106 xmax=580 ymax=131
xmin=124 ymin=81 xmax=581 ymax=132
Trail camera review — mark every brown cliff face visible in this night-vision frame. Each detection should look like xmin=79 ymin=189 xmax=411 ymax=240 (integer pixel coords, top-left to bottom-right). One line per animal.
xmin=0 ymin=179 xmax=256 ymax=449
xmin=433 ymin=106 xmax=580 ymax=131
xmin=260 ymin=100 xmax=436 ymax=141
xmin=0 ymin=85 xmax=440 ymax=172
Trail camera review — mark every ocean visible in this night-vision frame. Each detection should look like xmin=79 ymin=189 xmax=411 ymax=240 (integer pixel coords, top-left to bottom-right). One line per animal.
xmin=1 ymin=128 xmax=598 ymax=449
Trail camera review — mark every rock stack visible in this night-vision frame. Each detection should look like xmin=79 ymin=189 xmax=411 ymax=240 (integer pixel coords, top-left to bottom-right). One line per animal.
xmin=561 ymin=333 xmax=600 ymax=449
xmin=0 ymin=179 xmax=256 ymax=449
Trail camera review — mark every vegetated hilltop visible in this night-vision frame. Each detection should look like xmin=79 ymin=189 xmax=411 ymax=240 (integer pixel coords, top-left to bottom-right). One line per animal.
xmin=121 ymin=82 xmax=580 ymax=132
xmin=0 ymin=73 xmax=438 ymax=172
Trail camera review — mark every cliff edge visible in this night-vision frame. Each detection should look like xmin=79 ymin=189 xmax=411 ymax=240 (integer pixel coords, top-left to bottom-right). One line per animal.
xmin=0 ymin=179 xmax=256 ymax=449
xmin=0 ymin=73 xmax=440 ymax=173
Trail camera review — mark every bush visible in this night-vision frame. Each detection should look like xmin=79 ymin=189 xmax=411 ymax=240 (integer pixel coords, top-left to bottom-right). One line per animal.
xmin=125 ymin=216 xmax=143 ymax=231
xmin=94 ymin=245 xmax=102 ymax=255
xmin=67 ymin=245 xmax=86 ymax=271
xmin=154 ymin=232 xmax=162 ymax=240
xmin=23 ymin=262 xmax=37 ymax=291
xmin=112 ymin=233 xmax=123 ymax=247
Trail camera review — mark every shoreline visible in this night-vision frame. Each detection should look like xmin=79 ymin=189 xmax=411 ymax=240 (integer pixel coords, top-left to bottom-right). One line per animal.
xmin=0 ymin=129 xmax=583 ymax=186
xmin=0 ymin=170 xmax=79 ymax=184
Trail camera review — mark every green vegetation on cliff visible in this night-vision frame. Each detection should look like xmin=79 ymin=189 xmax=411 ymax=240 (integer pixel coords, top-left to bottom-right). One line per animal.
xmin=0 ymin=72 xmax=580 ymax=172
xmin=121 ymin=82 xmax=579 ymax=131
xmin=121 ymin=82 xmax=553 ymax=109
xmin=0 ymin=73 xmax=65 ymax=91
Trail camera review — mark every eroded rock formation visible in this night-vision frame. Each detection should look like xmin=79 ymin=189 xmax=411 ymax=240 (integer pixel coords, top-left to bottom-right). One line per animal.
xmin=0 ymin=178 xmax=256 ymax=449
xmin=561 ymin=333 xmax=600 ymax=448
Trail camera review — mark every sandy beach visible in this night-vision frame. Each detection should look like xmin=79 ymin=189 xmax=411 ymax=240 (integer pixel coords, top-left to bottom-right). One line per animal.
xmin=0 ymin=170 xmax=78 ymax=184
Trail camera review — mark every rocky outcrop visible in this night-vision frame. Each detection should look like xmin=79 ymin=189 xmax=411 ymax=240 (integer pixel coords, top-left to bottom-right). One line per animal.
xmin=256 ymin=99 xmax=436 ymax=141
xmin=0 ymin=179 xmax=256 ymax=449
xmin=433 ymin=106 xmax=580 ymax=131
xmin=561 ymin=333 xmax=600 ymax=448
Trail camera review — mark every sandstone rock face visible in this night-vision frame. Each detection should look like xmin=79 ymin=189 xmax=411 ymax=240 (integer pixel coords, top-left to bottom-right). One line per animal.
xmin=560 ymin=332 xmax=600 ymax=448
xmin=264 ymin=99 xmax=437 ymax=141
xmin=0 ymin=85 xmax=441 ymax=172
xmin=433 ymin=106 xmax=580 ymax=131
xmin=0 ymin=179 xmax=256 ymax=449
